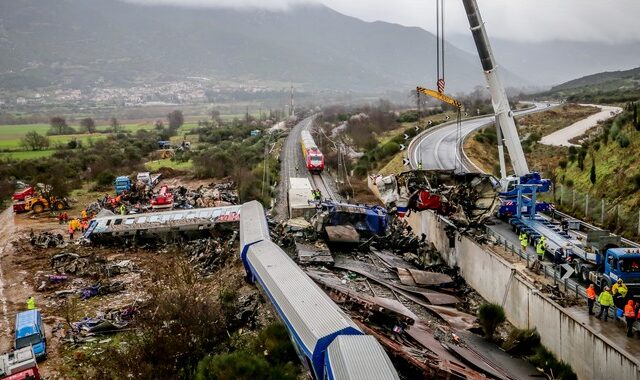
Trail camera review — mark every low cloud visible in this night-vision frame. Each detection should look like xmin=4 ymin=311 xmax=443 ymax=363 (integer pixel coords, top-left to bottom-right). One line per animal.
xmin=123 ymin=0 xmax=640 ymax=43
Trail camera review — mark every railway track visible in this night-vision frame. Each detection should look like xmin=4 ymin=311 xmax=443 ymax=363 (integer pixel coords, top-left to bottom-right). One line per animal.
xmin=310 ymin=173 xmax=336 ymax=201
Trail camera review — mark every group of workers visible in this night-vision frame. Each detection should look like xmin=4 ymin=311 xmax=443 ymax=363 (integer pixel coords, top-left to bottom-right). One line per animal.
xmin=64 ymin=208 xmax=91 ymax=240
xmin=519 ymin=232 xmax=547 ymax=261
xmin=519 ymin=232 xmax=639 ymax=338
xmin=586 ymin=279 xmax=639 ymax=337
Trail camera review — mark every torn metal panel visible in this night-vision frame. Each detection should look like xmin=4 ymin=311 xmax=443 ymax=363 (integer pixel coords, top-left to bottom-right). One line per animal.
xmin=445 ymin=344 xmax=513 ymax=380
xmin=406 ymin=269 xmax=453 ymax=287
xmin=424 ymin=305 xmax=477 ymax=331
xmin=333 ymin=257 xmax=458 ymax=306
xmin=296 ymin=242 xmax=334 ymax=265
xmin=375 ymin=170 xmax=499 ymax=226
xmin=397 ymin=268 xmax=417 ymax=287
xmin=325 ymin=225 xmax=360 ymax=243
xmin=356 ymin=322 xmax=489 ymax=380
xmin=373 ymin=250 xmax=417 ymax=270
xmin=306 ymin=270 xmax=416 ymax=325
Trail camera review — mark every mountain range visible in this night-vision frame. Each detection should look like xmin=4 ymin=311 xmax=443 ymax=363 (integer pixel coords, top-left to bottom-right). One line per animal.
xmin=0 ymin=0 xmax=637 ymax=95
xmin=0 ymin=0 xmax=521 ymax=93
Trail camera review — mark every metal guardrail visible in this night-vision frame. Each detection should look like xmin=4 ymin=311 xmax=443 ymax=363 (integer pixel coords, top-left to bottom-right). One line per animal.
xmin=485 ymin=227 xmax=587 ymax=296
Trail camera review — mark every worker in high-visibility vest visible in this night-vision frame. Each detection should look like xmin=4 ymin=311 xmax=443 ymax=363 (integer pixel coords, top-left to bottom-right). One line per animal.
xmin=586 ymin=284 xmax=597 ymax=316
xmin=535 ymin=237 xmax=546 ymax=261
xmin=624 ymin=300 xmax=636 ymax=337
xmin=27 ymin=296 xmax=35 ymax=310
xmin=519 ymin=232 xmax=528 ymax=252
xmin=596 ymin=286 xmax=614 ymax=321
xmin=613 ymin=279 xmax=628 ymax=298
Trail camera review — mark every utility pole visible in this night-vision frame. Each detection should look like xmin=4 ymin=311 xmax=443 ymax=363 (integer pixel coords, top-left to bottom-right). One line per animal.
xmin=289 ymin=84 xmax=295 ymax=118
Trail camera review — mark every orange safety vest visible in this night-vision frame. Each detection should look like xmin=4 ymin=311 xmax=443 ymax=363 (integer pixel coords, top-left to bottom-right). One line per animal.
xmin=586 ymin=287 xmax=596 ymax=300
xmin=624 ymin=302 xmax=636 ymax=318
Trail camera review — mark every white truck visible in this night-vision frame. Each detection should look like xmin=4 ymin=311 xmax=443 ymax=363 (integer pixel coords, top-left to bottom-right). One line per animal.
xmin=136 ymin=172 xmax=161 ymax=189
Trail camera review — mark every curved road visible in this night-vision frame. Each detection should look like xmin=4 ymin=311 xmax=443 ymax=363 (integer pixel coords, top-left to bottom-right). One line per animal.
xmin=409 ymin=102 xmax=553 ymax=172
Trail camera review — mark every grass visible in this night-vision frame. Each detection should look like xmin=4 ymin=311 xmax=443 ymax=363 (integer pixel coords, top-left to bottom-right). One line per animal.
xmin=0 ymin=150 xmax=56 ymax=160
xmin=145 ymin=159 xmax=193 ymax=172
xmin=0 ymin=121 xmax=200 ymax=160
xmin=464 ymin=104 xmax=602 ymax=176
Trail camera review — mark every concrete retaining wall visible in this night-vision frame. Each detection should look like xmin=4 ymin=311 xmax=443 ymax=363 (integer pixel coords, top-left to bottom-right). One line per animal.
xmin=408 ymin=210 xmax=640 ymax=380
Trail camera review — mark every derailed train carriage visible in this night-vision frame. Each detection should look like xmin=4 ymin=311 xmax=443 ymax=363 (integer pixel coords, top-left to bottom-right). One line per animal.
xmin=239 ymin=201 xmax=399 ymax=379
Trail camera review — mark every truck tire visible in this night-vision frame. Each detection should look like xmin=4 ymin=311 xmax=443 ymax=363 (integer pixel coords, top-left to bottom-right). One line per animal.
xmin=581 ymin=267 xmax=590 ymax=283
xmin=53 ymin=200 xmax=65 ymax=211
xmin=32 ymin=202 xmax=45 ymax=214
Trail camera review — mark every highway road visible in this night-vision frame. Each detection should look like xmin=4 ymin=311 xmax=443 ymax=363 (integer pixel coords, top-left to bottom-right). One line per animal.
xmin=409 ymin=102 xmax=553 ymax=171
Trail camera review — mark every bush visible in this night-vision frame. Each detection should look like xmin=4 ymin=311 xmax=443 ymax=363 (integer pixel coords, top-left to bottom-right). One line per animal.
xmin=529 ymin=346 xmax=577 ymax=380
xmin=632 ymin=174 xmax=640 ymax=190
xmin=95 ymin=171 xmax=116 ymax=187
xmin=502 ymin=328 xmax=540 ymax=356
xmin=478 ymin=303 xmax=506 ymax=341
xmin=558 ymin=159 xmax=568 ymax=169
xmin=397 ymin=110 xmax=419 ymax=123
xmin=617 ymin=133 xmax=630 ymax=148
xmin=381 ymin=142 xmax=400 ymax=157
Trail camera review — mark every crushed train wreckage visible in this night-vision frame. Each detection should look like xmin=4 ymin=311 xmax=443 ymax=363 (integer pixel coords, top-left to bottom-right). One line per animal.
xmin=375 ymin=169 xmax=500 ymax=226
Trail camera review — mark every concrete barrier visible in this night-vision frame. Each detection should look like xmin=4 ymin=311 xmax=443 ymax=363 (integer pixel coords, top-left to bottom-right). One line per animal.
xmin=408 ymin=210 xmax=640 ymax=380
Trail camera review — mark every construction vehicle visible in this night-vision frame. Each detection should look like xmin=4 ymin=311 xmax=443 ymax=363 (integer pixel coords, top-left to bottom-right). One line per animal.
xmin=12 ymin=185 xmax=68 ymax=214
xmin=458 ymin=0 xmax=640 ymax=295
xmin=375 ymin=170 xmax=500 ymax=226
xmin=136 ymin=172 xmax=161 ymax=188
xmin=458 ymin=0 xmax=550 ymax=197
xmin=14 ymin=310 xmax=46 ymax=361
xmin=0 ymin=347 xmax=40 ymax=380
xmin=150 ymin=185 xmax=174 ymax=209
xmin=496 ymin=198 xmax=554 ymax=220
xmin=114 ymin=176 xmax=132 ymax=195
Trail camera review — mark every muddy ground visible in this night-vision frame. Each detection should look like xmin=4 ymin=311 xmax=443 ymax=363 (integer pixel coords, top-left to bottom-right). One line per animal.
xmin=0 ymin=177 xmax=265 ymax=378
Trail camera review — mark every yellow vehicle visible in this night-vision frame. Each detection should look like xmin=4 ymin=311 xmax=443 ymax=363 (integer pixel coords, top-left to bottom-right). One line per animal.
xmin=24 ymin=196 xmax=69 ymax=214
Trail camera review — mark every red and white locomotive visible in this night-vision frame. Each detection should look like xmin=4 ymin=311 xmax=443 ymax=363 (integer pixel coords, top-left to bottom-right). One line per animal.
xmin=300 ymin=130 xmax=325 ymax=174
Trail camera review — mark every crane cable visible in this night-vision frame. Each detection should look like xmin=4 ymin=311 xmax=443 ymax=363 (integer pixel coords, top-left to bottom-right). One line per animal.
xmin=436 ymin=0 xmax=445 ymax=94
xmin=436 ymin=0 xmax=462 ymax=171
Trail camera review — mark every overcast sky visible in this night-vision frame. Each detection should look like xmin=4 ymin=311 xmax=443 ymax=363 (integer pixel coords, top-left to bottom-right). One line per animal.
xmin=126 ymin=0 xmax=640 ymax=43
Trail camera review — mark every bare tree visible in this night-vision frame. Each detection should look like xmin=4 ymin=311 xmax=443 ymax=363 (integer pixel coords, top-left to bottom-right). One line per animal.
xmin=80 ymin=117 xmax=96 ymax=133
xmin=167 ymin=110 xmax=184 ymax=131
xmin=49 ymin=116 xmax=71 ymax=135
xmin=110 ymin=117 xmax=120 ymax=133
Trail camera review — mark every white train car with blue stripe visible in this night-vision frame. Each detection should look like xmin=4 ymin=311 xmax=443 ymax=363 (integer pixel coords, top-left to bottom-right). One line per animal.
xmin=239 ymin=201 xmax=399 ymax=379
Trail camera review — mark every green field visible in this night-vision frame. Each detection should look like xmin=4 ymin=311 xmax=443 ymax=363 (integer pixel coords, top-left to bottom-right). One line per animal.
xmin=0 ymin=150 xmax=56 ymax=160
xmin=144 ymin=159 xmax=194 ymax=172
xmin=0 ymin=121 xmax=200 ymax=159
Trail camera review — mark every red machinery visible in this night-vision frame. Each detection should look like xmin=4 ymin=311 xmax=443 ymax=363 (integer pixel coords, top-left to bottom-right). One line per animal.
xmin=0 ymin=347 xmax=40 ymax=380
xmin=300 ymin=130 xmax=325 ymax=174
xmin=11 ymin=187 xmax=35 ymax=213
xmin=150 ymin=185 xmax=174 ymax=210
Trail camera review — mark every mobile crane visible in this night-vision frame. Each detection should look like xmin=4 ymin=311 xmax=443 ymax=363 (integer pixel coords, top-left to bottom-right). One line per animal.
xmin=462 ymin=0 xmax=640 ymax=293
xmin=461 ymin=0 xmax=550 ymax=196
